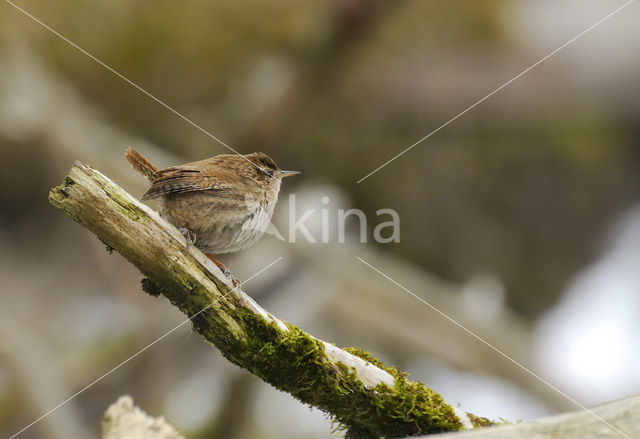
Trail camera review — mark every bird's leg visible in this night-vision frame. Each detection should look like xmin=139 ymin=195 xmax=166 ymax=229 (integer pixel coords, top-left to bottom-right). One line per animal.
xmin=204 ymin=253 xmax=241 ymax=288
xmin=177 ymin=228 xmax=240 ymax=287
xmin=178 ymin=227 xmax=197 ymax=250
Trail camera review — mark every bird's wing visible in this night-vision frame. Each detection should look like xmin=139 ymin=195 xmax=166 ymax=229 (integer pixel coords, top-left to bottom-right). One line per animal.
xmin=141 ymin=165 xmax=233 ymax=200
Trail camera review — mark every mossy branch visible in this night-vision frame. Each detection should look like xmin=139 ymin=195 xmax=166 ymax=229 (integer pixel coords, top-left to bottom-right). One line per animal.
xmin=49 ymin=161 xmax=480 ymax=438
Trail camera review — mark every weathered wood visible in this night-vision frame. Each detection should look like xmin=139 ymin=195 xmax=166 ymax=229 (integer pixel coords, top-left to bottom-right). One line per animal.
xmin=49 ymin=162 xmax=475 ymax=438
xmin=428 ymin=395 xmax=639 ymax=439
xmin=102 ymin=396 xmax=184 ymax=439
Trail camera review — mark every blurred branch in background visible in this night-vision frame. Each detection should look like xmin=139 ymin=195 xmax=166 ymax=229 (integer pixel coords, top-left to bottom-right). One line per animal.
xmin=0 ymin=36 xmax=179 ymax=186
xmin=102 ymin=396 xmax=184 ymax=439
xmin=427 ymin=395 xmax=640 ymax=439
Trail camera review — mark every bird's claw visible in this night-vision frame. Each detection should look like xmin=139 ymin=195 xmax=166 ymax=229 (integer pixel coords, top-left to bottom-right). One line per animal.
xmin=229 ymin=276 xmax=241 ymax=288
xmin=204 ymin=253 xmax=241 ymax=288
xmin=179 ymin=227 xmax=197 ymax=250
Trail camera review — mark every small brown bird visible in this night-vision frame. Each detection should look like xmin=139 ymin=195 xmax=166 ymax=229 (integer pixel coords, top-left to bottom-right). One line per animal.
xmin=125 ymin=147 xmax=298 ymax=278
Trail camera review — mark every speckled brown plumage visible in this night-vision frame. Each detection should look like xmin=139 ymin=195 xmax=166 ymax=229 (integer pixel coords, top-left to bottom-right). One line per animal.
xmin=125 ymin=147 xmax=298 ymax=256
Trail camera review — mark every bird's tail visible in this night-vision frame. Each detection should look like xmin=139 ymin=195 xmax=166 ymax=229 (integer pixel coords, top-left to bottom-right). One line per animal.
xmin=125 ymin=147 xmax=158 ymax=181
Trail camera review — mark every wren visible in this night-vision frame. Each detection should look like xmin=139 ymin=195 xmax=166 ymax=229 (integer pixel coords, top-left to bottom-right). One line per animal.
xmin=125 ymin=147 xmax=298 ymax=280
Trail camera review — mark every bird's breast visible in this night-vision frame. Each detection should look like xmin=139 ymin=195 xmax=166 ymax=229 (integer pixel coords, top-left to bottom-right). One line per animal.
xmin=159 ymin=191 xmax=277 ymax=254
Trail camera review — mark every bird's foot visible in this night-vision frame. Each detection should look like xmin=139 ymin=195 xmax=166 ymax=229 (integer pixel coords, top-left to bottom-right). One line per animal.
xmin=204 ymin=253 xmax=241 ymax=288
xmin=178 ymin=227 xmax=197 ymax=250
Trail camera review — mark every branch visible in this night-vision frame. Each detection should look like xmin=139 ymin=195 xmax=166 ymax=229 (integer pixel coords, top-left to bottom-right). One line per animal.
xmin=102 ymin=396 xmax=184 ymax=439
xmin=428 ymin=395 xmax=640 ymax=439
xmin=49 ymin=161 xmax=481 ymax=438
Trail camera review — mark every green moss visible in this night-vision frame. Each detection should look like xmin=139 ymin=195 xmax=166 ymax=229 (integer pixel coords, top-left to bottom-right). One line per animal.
xmin=200 ymin=308 xmax=464 ymax=438
xmin=140 ymin=277 xmax=162 ymax=297
xmin=102 ymin=185 xmax=141 ymax=221
xmin=466 ymin=412 xmax=495 ymax=428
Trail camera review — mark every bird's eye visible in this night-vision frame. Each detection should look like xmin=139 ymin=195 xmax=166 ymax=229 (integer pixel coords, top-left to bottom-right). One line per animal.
xmin=266 ymin=170 xmax=274 ymax=178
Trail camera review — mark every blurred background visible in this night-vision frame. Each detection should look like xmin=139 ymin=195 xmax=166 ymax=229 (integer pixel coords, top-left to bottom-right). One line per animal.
xmin=1 ymin=0 xmax=639 ymax=438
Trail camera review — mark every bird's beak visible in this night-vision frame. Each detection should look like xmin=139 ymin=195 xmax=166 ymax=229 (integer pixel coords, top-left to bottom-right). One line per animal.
xmin=280 ymin=170 xmax=301 ymax=178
